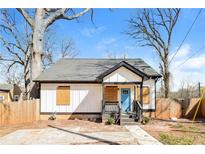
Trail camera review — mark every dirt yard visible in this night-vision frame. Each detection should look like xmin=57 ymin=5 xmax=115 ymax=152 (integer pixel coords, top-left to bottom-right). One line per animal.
xmin=140 ymin=118 xmax=205 ymax=145
xmin=0 ymin=119 xmax=128 ymax=137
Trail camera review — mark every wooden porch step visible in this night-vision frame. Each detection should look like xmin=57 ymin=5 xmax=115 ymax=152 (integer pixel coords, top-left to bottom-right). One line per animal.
xmin=120 ymin=121 xmax=138 ymax=125
xmin=121 ymin=113 xmax=136 ymax=119
xmin=121 ymin=117 xmax=136 ymax=122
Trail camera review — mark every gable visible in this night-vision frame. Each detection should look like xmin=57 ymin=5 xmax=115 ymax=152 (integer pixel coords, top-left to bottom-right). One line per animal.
xmin=103 ymin=66 xmax=142 ymax=83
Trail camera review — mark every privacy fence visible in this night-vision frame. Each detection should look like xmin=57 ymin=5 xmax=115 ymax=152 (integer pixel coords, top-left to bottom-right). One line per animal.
xmin=0 ymin=99 xmax=40 ymax=125
xmin=144 ymin=98 xmax=205 ymax=119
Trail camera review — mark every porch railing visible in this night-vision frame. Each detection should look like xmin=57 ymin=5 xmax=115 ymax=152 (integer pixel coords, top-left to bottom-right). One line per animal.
xmin=102 ymin=101 xmax=121 ymax=124
xmin=102 ymin=101 xmax=120 ymax=113
xmin=134 ymin=100 xmax=143 ymax=121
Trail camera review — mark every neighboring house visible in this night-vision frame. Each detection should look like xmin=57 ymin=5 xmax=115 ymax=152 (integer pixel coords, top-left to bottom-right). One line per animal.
xmin=34 ymin=58 xmax=161 ymax=122
xmin=0 ymin=84 xmax=22 ymax=103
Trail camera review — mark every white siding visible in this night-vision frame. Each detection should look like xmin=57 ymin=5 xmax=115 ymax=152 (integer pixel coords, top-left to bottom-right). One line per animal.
xmin=40 ymin=83 xmax=102 ymax=113
xmin=103 ymin=66 xmax=142 ymax=83
xmin=142 ymin=79 xmax=155 ymax=110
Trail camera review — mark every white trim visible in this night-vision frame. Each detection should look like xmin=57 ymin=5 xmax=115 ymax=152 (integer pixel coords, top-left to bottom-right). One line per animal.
xmin=103 ymin=66 xmax=142 ymax=83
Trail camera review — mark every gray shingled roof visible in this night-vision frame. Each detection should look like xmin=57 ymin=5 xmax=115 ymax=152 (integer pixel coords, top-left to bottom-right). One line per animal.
xmin=0 ymin=84 xmax=13 ymax=91
xmin=35 ymin=58 xmax=161 ymax=82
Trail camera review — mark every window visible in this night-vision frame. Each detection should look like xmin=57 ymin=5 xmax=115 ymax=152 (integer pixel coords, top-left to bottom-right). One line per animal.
xmin=14 ymin=95 xmax=19 ymax=101
xmin=0 ymin=96 xmax=4 ymax=103
xmin=56 ymin=86 xmax=70 ymax=105
xmin=122 ymin=89 xmax=129 ymax=94
xmin=137 ymin=86 xmax=150 ymax=104
xmin=104 ymin=86 xmax=118 ymax=102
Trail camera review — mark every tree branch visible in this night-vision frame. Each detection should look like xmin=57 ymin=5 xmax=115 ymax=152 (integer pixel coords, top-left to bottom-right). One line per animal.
xmin=16 ymin=8 xmax=34 ymax=28
xmin=0 ymin=35 xmax=24 ymax=65
xmin=45 ymin=8 xmax=91 ymax=28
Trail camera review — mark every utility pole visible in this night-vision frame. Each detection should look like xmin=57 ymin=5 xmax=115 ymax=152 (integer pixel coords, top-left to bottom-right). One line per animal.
xmin=198 ymin=82 xmax=201 ymax=98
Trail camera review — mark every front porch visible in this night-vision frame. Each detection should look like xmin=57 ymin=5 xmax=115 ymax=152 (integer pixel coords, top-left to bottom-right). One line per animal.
xmin=102 ymin=82 xmax=144 ymax=125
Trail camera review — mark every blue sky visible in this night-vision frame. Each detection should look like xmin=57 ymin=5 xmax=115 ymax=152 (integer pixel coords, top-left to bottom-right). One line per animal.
xmin=1 ymin=8 xmax=205 ymax=90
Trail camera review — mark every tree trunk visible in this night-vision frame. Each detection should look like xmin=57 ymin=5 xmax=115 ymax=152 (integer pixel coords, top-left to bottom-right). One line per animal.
xmin=163 ymin=55 xmax=170 ymax=98
xmin=28 ymin=9 xmax=45 ymax=99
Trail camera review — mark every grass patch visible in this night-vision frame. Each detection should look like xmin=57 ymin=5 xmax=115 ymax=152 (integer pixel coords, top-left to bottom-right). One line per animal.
xmin=187 ymin=126 xmax=199 ymax=132
xmin=170 ymin=123 xmax=199 ymax=133
xmin=159 ymin=133 xmax=195 ymax=145
xmin=170 ymin=123 xmax=184 ymax=129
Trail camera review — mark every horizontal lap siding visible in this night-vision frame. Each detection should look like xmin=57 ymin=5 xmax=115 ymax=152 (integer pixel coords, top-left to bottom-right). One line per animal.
xmin=40 ymin=83 xmax=102 ymax=113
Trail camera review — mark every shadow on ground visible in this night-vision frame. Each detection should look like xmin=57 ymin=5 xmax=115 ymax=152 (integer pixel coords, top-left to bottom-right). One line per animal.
xmin=47 ymin=125 xmax=120 ymax=145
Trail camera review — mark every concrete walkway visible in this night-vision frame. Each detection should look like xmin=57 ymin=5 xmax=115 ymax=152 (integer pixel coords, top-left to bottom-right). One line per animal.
xmin=0 ymin=126 xmax=137 ymax=145
xmin=125 ymin=125 xmax=162 ymax=145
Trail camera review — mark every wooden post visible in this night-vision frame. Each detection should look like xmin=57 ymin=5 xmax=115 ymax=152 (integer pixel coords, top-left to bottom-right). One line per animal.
xmin=102 ymin=84 xmax=104 ymax=114
xmin=139 ymin=82 xmax=143 ymax=122
xmin=134 ymin=85 xmax=136 ymax=113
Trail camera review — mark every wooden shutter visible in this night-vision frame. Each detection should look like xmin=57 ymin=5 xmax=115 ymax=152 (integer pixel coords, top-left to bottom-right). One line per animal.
xmin=104 ymin=86 xmax=118 ymax=102
xmin=137 ymin=86 xmax=150 ymax=104
xmin=56 ymin=86 xmax=70 ymax=105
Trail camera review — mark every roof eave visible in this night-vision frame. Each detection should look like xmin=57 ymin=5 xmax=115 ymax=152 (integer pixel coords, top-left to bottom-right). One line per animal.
xmin=33 ymin=80 xmax=102 ymax=83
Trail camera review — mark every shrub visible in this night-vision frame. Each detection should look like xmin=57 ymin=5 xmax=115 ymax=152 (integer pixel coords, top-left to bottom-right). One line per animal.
xmin=141 ymin=116 xmax=150 ymax=125
xmin=106 ymin=116 xmax=115 ymax=125
xmin=159 ymin=133 xmax=194 ymax=145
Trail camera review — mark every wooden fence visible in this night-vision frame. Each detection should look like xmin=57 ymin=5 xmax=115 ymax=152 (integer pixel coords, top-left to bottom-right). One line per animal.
xmin=143 ymin=98 xmax=182 ymax=119
xmin=183 ymin=98 xmax=205 ymax=118
xmin=143 ymin=98 xmax=205 ymax=119
xmin=0 ymin=99 xmax=39 ymax=125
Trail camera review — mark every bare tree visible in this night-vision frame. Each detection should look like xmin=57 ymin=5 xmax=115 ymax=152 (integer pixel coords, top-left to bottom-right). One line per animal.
xmin=0 ymin=8 xmax=93 ymax=98
xmin=0 ymin=9 xmax=85 ymax=98
xmin=42 ymin=38 xmax=78 ymax=69
xmin=5 ymin=66 xmax=24 ymax=87
xmin=105 ymin=50 xmax=128 ymax=59
xmin=60 ymin=39 xmax=78 ymax=58
xmin=0 ymin=9 xmax=31 ymax=92
xmin=127 ymin=9 xmax=180 ymax=98
xmin=15 ymin=8 xmax=91 ymax=98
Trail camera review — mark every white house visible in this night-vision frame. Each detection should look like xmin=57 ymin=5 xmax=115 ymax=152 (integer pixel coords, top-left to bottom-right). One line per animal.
xmin=34 ymin=58 xmax=161 ymax=123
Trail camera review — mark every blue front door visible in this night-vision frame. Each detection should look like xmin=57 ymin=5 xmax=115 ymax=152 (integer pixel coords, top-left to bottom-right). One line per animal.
xmin=121 ymin=88 xmax=131 ymax=112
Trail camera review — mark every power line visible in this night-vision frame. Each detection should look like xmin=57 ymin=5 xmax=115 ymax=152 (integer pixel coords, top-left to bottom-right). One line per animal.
xmin=174 ymin=44 xmax=205 ymax=69
xmin=169 ymin=9 xmax=203 ymax=65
